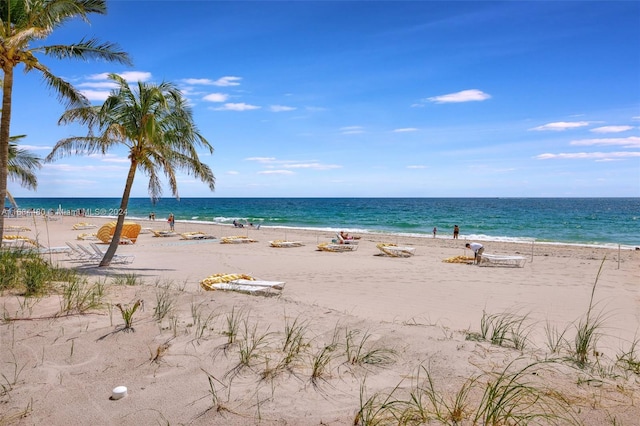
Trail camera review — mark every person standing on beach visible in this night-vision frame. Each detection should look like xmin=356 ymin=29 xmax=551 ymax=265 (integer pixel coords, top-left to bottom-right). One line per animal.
xmin=465 ymin=242 xmax=484 ymax=265
xmin=453 ymin=225 xmax=459 ymax=239
xmin=168 ymin=213 xmax=175 ymax=231
xmin=432 ymin=227 xmax=437 ymax=238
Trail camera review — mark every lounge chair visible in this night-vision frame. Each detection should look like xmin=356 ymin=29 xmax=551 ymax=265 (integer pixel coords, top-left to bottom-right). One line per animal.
xmin=269 ymin=240 xmax=304 ymax=248
xmin=221 ymin=236 xmax=258 ymax=244
xmin=69 ymin=243 xmax=102 ymax=262
xmin=478 ymin=253 xmax=526 ymax=268
xmin=37 ymin=246 xmax=71 ymax=255
xmin=2 ymin=235 xmax=39 ymax=248
xmin=72 ymin=222 xmax=97 ymax=230
xmin=65 ymin=242 xmax=89 ymax=260
xmin=151 ymin=230 xmax=177 ymax=237
xmin=376 ymin=243 xmax=415 ymax=258
xmin=97 ymin=221 xmax=141 ymax=244
xmin=336 ymin=233 xmax=359 ymax=245
xmin=317 ymin=242 xmax=358 ymax=252
xmin=180 ymin=231 xmax=216 ymax=240
xmin=89 ymin=243 xmax=135 ymax=264
xmin=200 ymin=273 xmax=285 ymax=296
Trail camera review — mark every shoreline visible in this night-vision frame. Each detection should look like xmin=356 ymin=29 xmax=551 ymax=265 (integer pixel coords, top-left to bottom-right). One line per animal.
xmin=6 ymin=212 xmax=639 ymax=250
xmin=6 ymin=196 xmax=639 ymax=248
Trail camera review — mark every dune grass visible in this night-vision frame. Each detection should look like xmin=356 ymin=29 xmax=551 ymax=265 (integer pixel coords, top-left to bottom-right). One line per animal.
xmin=477 ymin=310 xmax=532 ymax=350
xmin=569 ymin=258 xmax=608 ymax=368
xmin=344 ymin=328 xmax=397 ymax=366
xmin=59 ymin=277 xmax=105 ymax=315
xmin=153 ymin=285 xmax=174 ymax=321
xmin=352 ymin=360 xmax=580 ymax=426
xmin=110 ymin=272 xmax=143 ymax=287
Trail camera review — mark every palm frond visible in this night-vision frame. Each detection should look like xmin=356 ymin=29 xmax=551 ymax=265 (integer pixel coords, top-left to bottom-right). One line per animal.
xmin=36 ymin=65 xmax=90 ymax=108
xmin=8 ymin=142 xmax=41 ymax=190
xmin=39 ymin=38 xmax=131 ymax=65
xmin=45 ymin=136 xmax=119 ymax=161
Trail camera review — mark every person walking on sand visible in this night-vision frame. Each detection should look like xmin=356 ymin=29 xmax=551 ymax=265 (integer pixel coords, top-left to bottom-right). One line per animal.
xmin=466 ymin=242 xmax=484 ymax=265
xmin=453 ymin=225 xmax=459 ymax=239
xmin=168 ymin=213 xmax=175 ymax=231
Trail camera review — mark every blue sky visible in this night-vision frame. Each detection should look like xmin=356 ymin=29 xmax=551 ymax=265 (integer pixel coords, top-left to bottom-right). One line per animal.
xmin=8 ymin=0 xmax=640 ymax=198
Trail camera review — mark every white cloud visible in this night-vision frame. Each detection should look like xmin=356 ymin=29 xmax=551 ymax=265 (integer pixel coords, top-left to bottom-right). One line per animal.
xmin=87 ymin=71 xmax=152 ymax=83
xmin=246 ymin=157 xmax=340 ymax=171
xmin=258 ymin=170 xmax=295 ymax=175
xmin=426 ymin=89 xmax=491 ymax=104
xmin=393 ymin=128 xmax=418 ymax=133
xmin=42 ymin=163 xmax=128 ymax=172
xmin=81 ymin=89 xmax=111 ymax=101
xmin=215 ymin=103 xmax=260 ymax=111
xmin=182 ymin=78 xmax=216 ymax=85
xmin=269 ymin=105 xmax=296 ymax=112
xmin=529 ymin=121 xmax=590 ymax=131
xmin=246 ymin=157 xmax=277 ymax=163
xmin=570 ymin=136 xmax=640 ymax=148
xmin=101 ymin=157 xmax=131 ymax=163
xmin=213 ymin=76 xmax=242 ymax=86
xmin=79 ymin=71 xmax=154 ymax=101
xmin=203 ymin=93 xmax=229 ymax=102
xmin=20 ymin=145 xmax=52 ymax=151
xmin=340 ymin=126 xmax=364 ymax=135
xmin=78 ymin=81 xmax=119 ymax=89
xmin=227 ymin=171 xmax=239 ymax=175
xmin=407 ymin=165 xmax=426 ymax=169
xmin=85 ymin=72 xmax=112 ymax=81
xmin=181 ymin=76 xmax=242 ymax=86
xmin=535 ymin=151 xmax=640 ymax=160
xmin=589 ymin=125 xmax=633 ymax=133
xmin=284 ymin=162 xmax=341 ymax=170
xmin=118 ymin=71 xmax=153 ymax=82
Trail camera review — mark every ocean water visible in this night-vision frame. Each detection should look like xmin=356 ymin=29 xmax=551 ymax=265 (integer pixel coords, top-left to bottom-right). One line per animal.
xmin=7 ymin=197 xmax=640 ymax=248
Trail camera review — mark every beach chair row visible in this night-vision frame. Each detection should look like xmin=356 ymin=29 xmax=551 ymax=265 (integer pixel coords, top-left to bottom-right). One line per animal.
xmin=65 ymin=242 xmax=135 ymax=264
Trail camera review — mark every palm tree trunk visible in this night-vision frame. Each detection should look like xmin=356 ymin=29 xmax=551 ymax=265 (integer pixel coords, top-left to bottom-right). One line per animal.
xmin=0 ymin=66 xmax=15 ymax=246
xmin=99 ymin=159 xmax=137 ymax=267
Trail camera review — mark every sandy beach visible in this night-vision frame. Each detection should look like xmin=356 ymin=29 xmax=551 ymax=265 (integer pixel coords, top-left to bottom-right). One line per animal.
xmin=1 ymin=215 xmax=639 ymax=425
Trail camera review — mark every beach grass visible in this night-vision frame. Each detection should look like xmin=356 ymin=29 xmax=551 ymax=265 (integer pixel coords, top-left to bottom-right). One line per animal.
xmin=153 ymin=285 xmax=174 ymax=321
xmin=352 ymin=360 xmax=580 ymax=425
xmin=617 ymin=336 xmax=640 ymax=376
xmin=344 ymin=328 xmax=397 ymax=366
xmin=59 ymin=277 xmax=105 ymax=315
xmin=570 ymin=258 xmax=607 ymax=368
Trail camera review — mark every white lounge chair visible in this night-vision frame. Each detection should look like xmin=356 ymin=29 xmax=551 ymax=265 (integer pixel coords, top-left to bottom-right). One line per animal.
xmin=65 ymin=242 xmax=94 ymax=261
xmin=77 ymin=244 xmax=102 ymax=261
xmin=478 ymin=253 xmax=526 ymax=268
xmin=89 ymin=243 xmax=135 ymax=264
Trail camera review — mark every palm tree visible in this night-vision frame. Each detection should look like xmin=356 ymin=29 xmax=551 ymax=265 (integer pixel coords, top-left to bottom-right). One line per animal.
xmin=46 ymin=74 xmax=216 ymax=266
xmin=6 ymin=134 xmax=41 ymax=207
xmin=0 ymin=0 xmax=131 ymax=243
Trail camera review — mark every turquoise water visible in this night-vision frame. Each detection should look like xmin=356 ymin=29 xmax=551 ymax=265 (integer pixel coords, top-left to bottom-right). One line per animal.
xmin=8 ymin=197 xmax=640 ymax=248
